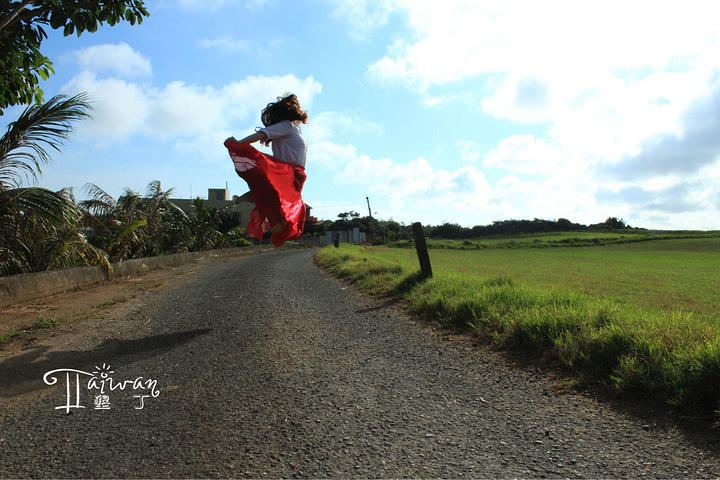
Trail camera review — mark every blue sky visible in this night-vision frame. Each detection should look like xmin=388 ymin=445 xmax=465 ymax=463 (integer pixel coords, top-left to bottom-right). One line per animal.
xmin=5 ymin=0 xmax=720 ymax=229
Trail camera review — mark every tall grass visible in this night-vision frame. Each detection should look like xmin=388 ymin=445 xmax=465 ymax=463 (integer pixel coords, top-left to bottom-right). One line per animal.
xmin=315 ymin=243 xmax=720 ymax=411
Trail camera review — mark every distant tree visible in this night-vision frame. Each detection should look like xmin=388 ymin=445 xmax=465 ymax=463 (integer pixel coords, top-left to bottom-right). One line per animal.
xmin=137 ymin=180 xmax=188 ymax=256
xmin=429 ymin=222 xmax=468 ymax=239
xmin=0 ymin=93 xmax=91 ymax=187
xmin=331 ymin=211 xmax=360 ymax=230
xmin=0 ymin=0 xmax=149 ymax=113
xmin=336 ymin=210 xmax=360 ymax=221
xmin=555 ymin=218 xmax=575 ymax=230
xmin=386 ymin=219 xmax=400 ymax=240
xmin=604 ymin=217 xmax=627 ymax=229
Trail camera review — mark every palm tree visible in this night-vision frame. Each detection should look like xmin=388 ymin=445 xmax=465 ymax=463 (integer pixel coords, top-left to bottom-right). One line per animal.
xmin=187 ymin=197 xmax=222 ymax=252
xmin=81 ymin=180 xmax=189 ymax=262
xmin=0 ymin=93 xmax=108 ymax=276
xmin=137 ymin=180 xmax=189 ymax=256
xmin=80 ymin=183 xmax=147 ymax=263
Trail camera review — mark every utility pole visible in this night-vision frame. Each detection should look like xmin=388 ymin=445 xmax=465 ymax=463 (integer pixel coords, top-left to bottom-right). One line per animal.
xmin=366 ymin=197 xmax=375 ymax=243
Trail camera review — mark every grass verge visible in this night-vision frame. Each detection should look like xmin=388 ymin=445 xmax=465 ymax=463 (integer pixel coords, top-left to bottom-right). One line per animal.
xmin=0 ymin=327 xmax=22 ymax=343
xmin=32 ymin=311 xmax=97 ymax=329
xmin=315 ymin=244 xmax=720 ymax=412
xmin=0 ymin=296 xmax=130 ymax=345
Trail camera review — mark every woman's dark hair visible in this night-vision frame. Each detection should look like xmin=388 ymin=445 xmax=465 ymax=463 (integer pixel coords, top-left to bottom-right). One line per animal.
xmin=261 ymin=93 xmax=308 ymax=127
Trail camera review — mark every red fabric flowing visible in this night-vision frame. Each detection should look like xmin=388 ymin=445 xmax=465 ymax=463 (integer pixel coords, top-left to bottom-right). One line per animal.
xmin=225 ymin=141 xmax=306 ymax=247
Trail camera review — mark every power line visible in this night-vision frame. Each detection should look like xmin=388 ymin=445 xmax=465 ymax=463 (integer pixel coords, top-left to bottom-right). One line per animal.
xmin=310 ymin=202 xmax=364 ymax=210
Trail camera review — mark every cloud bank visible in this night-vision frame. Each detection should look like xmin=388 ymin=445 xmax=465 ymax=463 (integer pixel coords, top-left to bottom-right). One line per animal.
xmin=328 ymin=0 xmax=720 ymax=228
xmin=61 ymin=43 xmax=322 ymax=155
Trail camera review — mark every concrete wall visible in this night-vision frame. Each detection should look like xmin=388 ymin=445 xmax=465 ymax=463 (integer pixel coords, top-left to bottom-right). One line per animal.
xmin=325 ymin=227 xmax=366 ymax=244
xmin=0 ymin=246 xmax=267 ymax=309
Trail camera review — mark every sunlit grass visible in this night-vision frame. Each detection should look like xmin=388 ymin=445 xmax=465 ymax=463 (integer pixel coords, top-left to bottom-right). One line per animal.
xmin=138 ymin=282 xmax=162 ymax=291
xmin=1 ymin=296 xmax=131 ymax=345
xmin=0 ymin=327 xmax=22 ymax=343
xmin=380 ymin=237 xmax=720 ymax=316
xmin=98 ymin=296 xmax=128 ymax=308
xmin=32 ymin=311 xmax=95 ymax=329
xmin=315 ymin=241 xmax=720 ymax=411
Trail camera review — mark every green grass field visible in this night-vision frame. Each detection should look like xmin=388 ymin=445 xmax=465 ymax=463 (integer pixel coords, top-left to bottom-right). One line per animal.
xmin=315 ymin=235 xmax=720 ymax=412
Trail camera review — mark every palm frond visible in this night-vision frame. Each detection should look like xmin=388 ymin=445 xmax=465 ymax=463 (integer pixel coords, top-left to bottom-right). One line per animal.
xmin=166 ymin=200 xmax=189 ymax=219
xmin=0 ymin=93 xmax=93 ymax=188
xmin=0 ymin=187 xmax=80 ymax=225
xmin=80 ymin=183 xmax=118 ymax=216
xmin=0 ymin=246 xmax=30 ymax=277
xmin=144 ymin=180 xmax=163 ymax=198
xmin=0 ymin=186 xmax=87 ymax=275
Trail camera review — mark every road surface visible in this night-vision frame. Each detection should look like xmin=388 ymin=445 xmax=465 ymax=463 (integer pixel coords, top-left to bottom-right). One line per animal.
xmin=0 ymin=249 xmax=717 ymax=478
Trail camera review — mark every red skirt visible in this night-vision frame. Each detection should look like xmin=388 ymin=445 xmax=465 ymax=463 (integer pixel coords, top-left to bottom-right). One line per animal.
xmin=225 ymin=141 xmax=306 ymax=247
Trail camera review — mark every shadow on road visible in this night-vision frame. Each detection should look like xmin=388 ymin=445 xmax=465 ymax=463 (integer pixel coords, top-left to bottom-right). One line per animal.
xmin=0 ymin=328 xmax=212 ymax=400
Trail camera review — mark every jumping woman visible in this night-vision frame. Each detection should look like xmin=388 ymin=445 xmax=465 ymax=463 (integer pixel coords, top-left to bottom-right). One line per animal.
xmin=224 ymin=93 xmax=308 ymax=247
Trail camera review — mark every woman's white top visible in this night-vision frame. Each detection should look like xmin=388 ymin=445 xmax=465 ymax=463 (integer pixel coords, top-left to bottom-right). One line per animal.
xmin=258 ymin=120 xmax=307 ymax=167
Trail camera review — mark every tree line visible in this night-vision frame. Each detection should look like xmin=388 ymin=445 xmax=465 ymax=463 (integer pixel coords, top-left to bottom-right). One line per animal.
xmin=0 ymin=1 xmax=244 ymax=277
xmin=318 ymin=211 xmax=632 ymax=243
xmin=0 ymin=94 xmax=253 ymax=277
xmin=426 ymin=216 xmax=631 ymax=239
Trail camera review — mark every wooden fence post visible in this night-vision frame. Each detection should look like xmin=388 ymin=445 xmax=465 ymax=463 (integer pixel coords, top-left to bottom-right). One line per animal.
xmin=412 ymin=222 xmax=432 ymax=279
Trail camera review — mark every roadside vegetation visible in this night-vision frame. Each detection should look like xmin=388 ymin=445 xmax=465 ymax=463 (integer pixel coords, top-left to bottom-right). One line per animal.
xmin=0 ymin=1 xmax=256 ymax=277
xmin=0 ymin=95 xmax=253 ymax=277
xmin=0 ymin=294 xmax=130 ymax=344
xmin=315 ymin=234 xmax=720 ymax=412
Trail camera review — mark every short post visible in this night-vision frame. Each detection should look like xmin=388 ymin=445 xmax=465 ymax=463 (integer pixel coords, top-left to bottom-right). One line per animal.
xmin=412 ymin=222 xmax=432 ymax=279
xmin=333 ymin=233 xmax=339 ymax=248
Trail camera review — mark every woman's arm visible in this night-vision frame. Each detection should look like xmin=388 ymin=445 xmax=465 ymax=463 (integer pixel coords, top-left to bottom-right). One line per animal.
xmin=226 ymin=131 xmax=268 ymax=145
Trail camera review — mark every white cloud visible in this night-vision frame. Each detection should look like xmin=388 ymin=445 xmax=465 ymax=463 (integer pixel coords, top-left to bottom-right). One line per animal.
xmin=457 ymin=140 xmax=481 ymax=164
xmin=197 ymin=35 xmax=286 ymax=58
xmin=334 ymin=148 xmax=393 ymax=181
xmin=145 ymin=82 xmax=224 ymax=139
xmin=365 ymin=1 xmax=720 ymax=91
xmin=71 ymin=42 xmax=152 ymax=79
xmin=483 ymin=135 xmax=575 ymax=176
xmin=345 ymin=0 xmax=720 ymax=228
xmin=61 ymin=45 xmax=323 ymax=150
xmin=601 ymin=79 xmax=720 ymax=179
xmin=310 ymin=141 xmax=374 ymax=170
xmin=333 ymin=151 xmax=492 ymax=214
xmin=62 ymin=71 xmax=150 ymax=143
xmin=305 ymin=111 xmax=383 ymax=144
xmin=359 ymin=1 xmax=720 ymax=165
xmin=316 ymin=134 xmax=606 ymax=225
xmin=327 ymin=0 xmax=397 ymax=41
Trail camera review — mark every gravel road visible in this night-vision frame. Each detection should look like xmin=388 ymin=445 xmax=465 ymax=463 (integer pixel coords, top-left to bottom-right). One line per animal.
xmin=0 ymin=249 xmax=718 ymax=478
